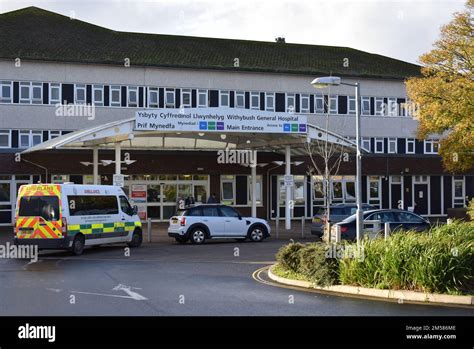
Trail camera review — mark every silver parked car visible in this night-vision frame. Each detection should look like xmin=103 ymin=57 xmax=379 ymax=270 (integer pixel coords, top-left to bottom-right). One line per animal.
xmin=311 ymin=203 xmax=375 ymax=237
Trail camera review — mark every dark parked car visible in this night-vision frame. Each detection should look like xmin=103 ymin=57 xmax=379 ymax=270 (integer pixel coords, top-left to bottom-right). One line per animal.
xmin=333 ymin=209 xmax=431 ymax=241
xmin=311 ymin=203 xmax=375 ymax=237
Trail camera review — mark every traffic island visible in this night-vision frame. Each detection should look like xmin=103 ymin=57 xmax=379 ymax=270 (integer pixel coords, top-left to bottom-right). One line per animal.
xmin=267 ymin=264 xmax=474 ymax=307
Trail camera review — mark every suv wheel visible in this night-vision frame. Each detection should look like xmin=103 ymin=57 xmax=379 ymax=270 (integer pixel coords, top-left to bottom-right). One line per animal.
xmin=248 ymin=226 xmax=264 ymax=242
xmin=190 ymin=228 xmax=206 ymax=244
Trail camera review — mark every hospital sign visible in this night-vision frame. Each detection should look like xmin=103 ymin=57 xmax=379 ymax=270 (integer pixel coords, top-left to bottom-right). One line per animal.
xmin=134 ymin=107 xmax=307 ymax=134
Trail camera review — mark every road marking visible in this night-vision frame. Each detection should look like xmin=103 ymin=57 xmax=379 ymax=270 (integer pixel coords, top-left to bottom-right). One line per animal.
xmin=47 ymin=283 xmax=148 ymax=301
xmin=112 ymin=284 xmax=147 ymax=300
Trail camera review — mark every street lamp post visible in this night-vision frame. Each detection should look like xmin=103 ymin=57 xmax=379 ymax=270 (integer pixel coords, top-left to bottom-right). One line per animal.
xmin=311 ymin=77 xmax=363 ymax=244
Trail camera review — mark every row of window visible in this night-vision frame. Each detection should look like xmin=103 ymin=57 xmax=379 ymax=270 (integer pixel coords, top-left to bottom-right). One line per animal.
xmin=0 ymin=129 xmax=68 ymax=148
xmin=0 ymin=80 xmax=412 ymax=117
xmin=0 ymin=129 xmax=440 ymax=154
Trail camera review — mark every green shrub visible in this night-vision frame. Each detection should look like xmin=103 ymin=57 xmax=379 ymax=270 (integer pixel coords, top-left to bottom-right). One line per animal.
xmin=297 ymin=243 xmax=339 ymax=286
xmin=339 ymin=221 xmax=474 ymax=295
xmin=276 ymin=242 xmax=304 ymax=272
xmin=468 ymin=199 xmax=474 ymax=221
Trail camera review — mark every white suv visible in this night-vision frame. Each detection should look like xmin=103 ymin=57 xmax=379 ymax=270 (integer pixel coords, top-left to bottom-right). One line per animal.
xmin=168 ymin=205 xmax=271 ymax=244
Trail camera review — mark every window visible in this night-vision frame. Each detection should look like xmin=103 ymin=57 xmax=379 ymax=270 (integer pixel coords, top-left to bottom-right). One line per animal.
xmin=329 ymin=96 xmax=338 ymax=114
xmin=32 ymin=131 xmax=42 ymax=146
xmin=49 ymin=131 xmax=61 ymax=139
xmin=300 ymin=94 xmax=310 ymax=113
xmin=368 ymin=176 xmax=380 ymax=207
xmin=119 ymin=196 xmax=134 ymax=216
xmin=235 ymin=91 xmax=245 ymax=108
xmin=181 ymin=89 xmax=191 ymax=108
xmin=75 ymin=84 xmax=86 ymax=104
xmin=387 ymin=97 xmax=397 ymax=116
xmin=49 ymin=83 xmax=61 ymax=104
xmin=453 ymin=176 xmax=465 ymax=207
xmin=362 ymin=137 xmax=371 ymax=152
xmin=19 ymin=196 xmax=60 ymax=221
xmin=265 ymin=92 xmax=275 ymax=111
xmin=348 ymin=96 xmax=356 ymax=115
xmin=128 ymin=86 xmax=138 ymax=107
xmin=148 ymin=87 xmax=158 ymax=108
xmin=315 ymin=95 xmax=324 ymax=113
xmin=0 ymin=130 xmax=11 ymax=148
xmin=220 ymin=90 xmax=230 ymax=107
xmin=406 ymin=138 xmax=415 ymax=154
xmin=198 ymin=89 xmax=208 ymax=108
xmin=165 ymin=88 xmax=175 ymax=108
xmin=31 ymin=83 xmax=42 ymax=104
xmin=19 ymin=130 xmax=31 ymax=148
xmin=375 ymin=97 xmax=384 ymax=116
xmin=92 ymin=85 xmax=103 ymax=106
xmin=20 ymin=82 xmax=31 ymax=104
xmin=221 ymin=176 xmax=235 ymax=205
xmin=361 ymin=97 xmax=371 ymax=115
xmin=68 ymin=195 xmax=119 ymax=216
xmin=286 ymin=93 xmax=295 ymax=112
xmin=110 ymin=85 xmax=121 ymax=107
xmin=219 ymin=206 xmax=240 ymax=218
xmin=332 ymin=181 xmax=343 ymax=201
xmin=248 ymin=175 xmax=263 ymax=205
xmin=0 ymin=81 xmax=12 ymax=103
xmin=424 ymin=139 xmax=439 ymax=154
xmin=202 ymin=206 xmax=219 ymax=217
xmin=388 ymin=137 xmax=397 ymax=153
xmin=250 ymin=92 xmax=260 ymax=110
xmin=374 ymin=138 xmax=384 ymax=153
xmin=396 ymin=212 xmax=424 ymax=223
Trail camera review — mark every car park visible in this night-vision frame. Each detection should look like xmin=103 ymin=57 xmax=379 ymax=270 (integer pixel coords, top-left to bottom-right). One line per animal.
xmin=168 ymin=204 xmax=271 ymax=244
xmin=311 ymin=203 xmax=375 ymax=237
xmin=332 ymin=209 xmax=431 ymax=241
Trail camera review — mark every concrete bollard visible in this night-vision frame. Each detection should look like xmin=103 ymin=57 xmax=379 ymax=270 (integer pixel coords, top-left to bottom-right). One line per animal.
xmin=147 ymin=218 xmax=152 ymax=243
xmin=301 ymin=216 xmax=305 ymax=239
xmin=275 ymin=209 xmax=280 ymax=239
xmin=384 ymin=222 xmax=390 ymax=240
xmin=335 ymin=225 xmax=341 ymax=243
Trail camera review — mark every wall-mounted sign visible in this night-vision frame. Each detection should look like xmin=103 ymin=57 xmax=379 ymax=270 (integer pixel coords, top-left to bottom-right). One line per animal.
xmin=134 ymin=107 xmax=307 ymax=134
xmin=113 ymin=174 xmax=125 ymax=187
xmin=131 ymin=184 xmax=147 ymax=203
xmin=284 ymin=174 xmax=294 ymax=187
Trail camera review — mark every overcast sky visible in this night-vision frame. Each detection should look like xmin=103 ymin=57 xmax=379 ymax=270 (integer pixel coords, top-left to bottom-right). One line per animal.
xmin=0 ymin=0 xmax=467 ymax=64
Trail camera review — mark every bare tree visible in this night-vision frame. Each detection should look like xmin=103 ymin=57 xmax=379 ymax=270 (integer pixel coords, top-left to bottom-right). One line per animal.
xmin=304 ymin=94 xmax=348 ymax=242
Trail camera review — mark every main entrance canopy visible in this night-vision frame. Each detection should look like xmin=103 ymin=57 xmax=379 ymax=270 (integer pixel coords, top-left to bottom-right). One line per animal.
xmin=24 ymin=107 xmax=360 ymax=155
xmin=22 ymin=107 xmax=366 ymax=230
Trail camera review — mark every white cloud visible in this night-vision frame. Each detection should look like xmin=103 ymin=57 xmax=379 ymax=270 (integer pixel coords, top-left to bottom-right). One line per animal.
xmin=0 ymin=0 xmax=467 ymax=64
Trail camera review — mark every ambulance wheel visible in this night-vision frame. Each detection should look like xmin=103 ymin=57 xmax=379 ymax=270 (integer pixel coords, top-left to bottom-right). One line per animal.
xmin=71 ymin=235 xmax=85 ymax=256
xmin=128 ymin=229 xmax=142 ymax=248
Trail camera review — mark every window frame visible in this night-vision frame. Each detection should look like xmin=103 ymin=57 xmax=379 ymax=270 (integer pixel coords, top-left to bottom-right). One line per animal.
xmin=374 ymin=138 xmax=384 ymax=153
xmin=0 ymin=81 xmax=13 ymax=103
xmin=180 ymin=88 xmax=192 ymax=108
xmin=375 ymin=97 xmax=384 ymax=116
xmin=265 ymin=92 xmax=275 ymax=112
xmin=109 ymin=85 xmax=121 ymax=107
xmin=127 ymin=86 xmax=138 ymax=107
xmin=361 ymin=97 xmax=371 ymax=115
xmin=424 ymin=139 xmax=439 ymax=154
xmin=0 ymin=129 xmax=11 ymax=148
xmin=147 ymin=87 xmax=158 ymax=108
xmin=250 ymin=92 xmax=260 ymax=110
xmin=300 ymin=94 xmax=310 ymax=113
xmin=219 ymin=90 xmax=230 ymax=107
xmin=406 ymin=138 xmax=415 ymax=154
xmin=49 ymin=83 xmax=61 ymax=105
xmin=198 ymin=89 xmax=208 ymax=108
xmin=329 ymin=96 xmax=338 ymax=114
xmin=388 ymin=137 xmax=397 ymax=154
xmin=348 ymin=96 xmax=356 ymax=115
xmin=165 ymin=88 xmax=175 ymax=108
xmin=92 ymin=84 xmax=104 ymax=106
xmin=235 ymin=91 xmax=245 ymax=109
xmin=362 ymin=137 xmax=371 ymax=152
xmin=286 ymin=93 xmax=295 ymax=113
xmin=74 ymin=84 xmax=86 ymax=104
xmin=20 ymin=82 xmax=32 ymax=104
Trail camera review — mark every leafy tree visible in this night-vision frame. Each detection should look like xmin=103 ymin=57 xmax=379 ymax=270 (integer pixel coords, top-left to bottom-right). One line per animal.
xmin=406 ymin=0 xmax=473 ymax=172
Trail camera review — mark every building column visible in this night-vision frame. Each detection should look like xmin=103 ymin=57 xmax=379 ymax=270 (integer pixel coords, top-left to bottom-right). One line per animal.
xmin=251 ymin=151 xmax=257 ymax=217
xmin=92 ymin=146 xmax=99 ymax=185
xmin=285 ymin=145 xmax=291 ymax=230
xmin=115 ymin=142 xmax=121 ymax=175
